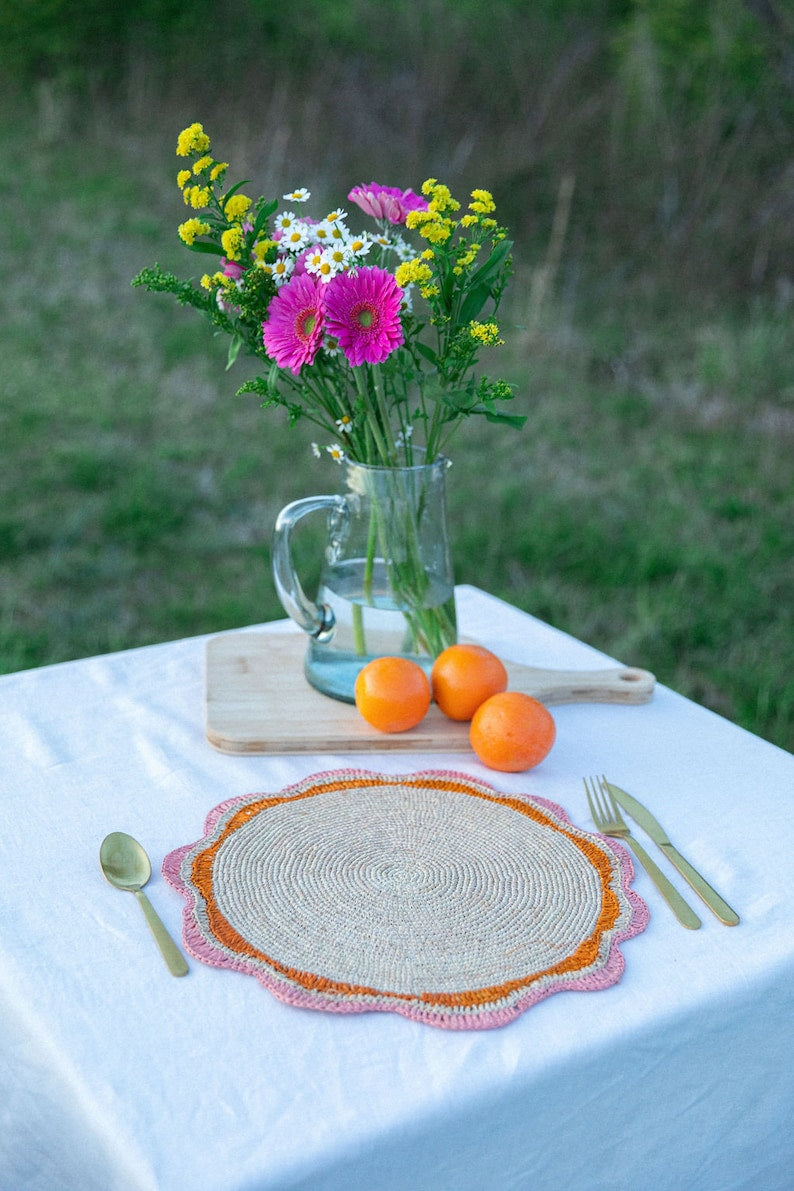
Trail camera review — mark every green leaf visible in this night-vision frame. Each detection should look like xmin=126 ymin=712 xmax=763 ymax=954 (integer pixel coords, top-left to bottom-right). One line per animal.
xmin=458 ymin=239 xmax=513 ymax=324
xmin=483 ymin=410 xmax=527 ymax=428
xmin=185 ymin=241 xmax=225 ymax=256
xmin=458 ymin=284 xmax=493 ymax=325
xmin=250 ymin=197 xmax=279 ymax=242
xmin=226 ymin=335 xmax=243 ymax=370
xmin=219 ymin=179 xmax=251 ymax=205
xmin=414 ymin=341 xmax=439 ymax=366
xmin=468 ymin=238 xmax=513 ymax=291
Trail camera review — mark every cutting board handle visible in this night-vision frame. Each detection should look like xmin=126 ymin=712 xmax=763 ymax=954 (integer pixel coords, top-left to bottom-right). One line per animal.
xmin=506 ymin=662 xmax=655 ymax=706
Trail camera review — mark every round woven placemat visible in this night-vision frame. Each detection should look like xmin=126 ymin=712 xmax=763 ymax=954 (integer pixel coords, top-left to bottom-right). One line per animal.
xmin=163 ymin=769 xmax=647 ymax=1029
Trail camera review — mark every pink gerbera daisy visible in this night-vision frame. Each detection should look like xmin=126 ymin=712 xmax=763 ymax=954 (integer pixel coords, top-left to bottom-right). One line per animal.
xmin=347 ymin=183 xmax=428 ymax=225
xmin=262 ymin=273 xmax=325 ymax=374
xmin=323 ymin=267 xmax=405 ymax=367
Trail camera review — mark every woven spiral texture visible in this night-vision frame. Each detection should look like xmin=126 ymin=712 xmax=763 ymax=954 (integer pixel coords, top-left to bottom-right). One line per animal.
xmin=163 ymin=769 xmax=648 ymax=1029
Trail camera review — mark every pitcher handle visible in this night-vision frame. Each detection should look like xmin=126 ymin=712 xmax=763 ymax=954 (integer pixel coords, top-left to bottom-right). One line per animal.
xmin=271 ymin=494 xmax=345 ymax=640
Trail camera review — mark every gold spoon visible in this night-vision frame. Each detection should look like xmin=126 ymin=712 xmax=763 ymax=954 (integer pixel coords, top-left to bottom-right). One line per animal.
xmin=100 ymin=832 xmax=188 ymax=977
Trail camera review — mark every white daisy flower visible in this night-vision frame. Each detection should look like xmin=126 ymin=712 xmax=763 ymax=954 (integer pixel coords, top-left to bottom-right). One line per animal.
xmin=279 ymin=221 xmax=311 ymax=253
xmin=335 ymin=415 xmax=353 ymax=435
xmin=324 ymin=208 xmax=347 ymax=224
xmin=325 ymin=244 xmax=350 ymax=271
xmin=303 ymin=246 xmax=324 ymax=269
xmin=283 ymin=188 xmax=311 ymax=203
xmin=390 ymin=234 xmax=412 ymax=261
xmin=304 ymin=252 xmax=330 ymax=281
xmin=346 ymin=232 xmax=373 ymax=258
xmin=306 ymin=247 xmax=343 ymax=283
xmin=311 ymin=442 xmax=321 ymax=458
xmin=314 ymin=218 xmax=348 ymax=245
xmin=261 ymin=256 xmax=294 ymax=286
xmin=274 ymin=210 xmax=298 ymax=232
xmin=326 ymin=443 xmax=346 ymax=462
xmin=270 ymin=257 xmax=294 ymax=285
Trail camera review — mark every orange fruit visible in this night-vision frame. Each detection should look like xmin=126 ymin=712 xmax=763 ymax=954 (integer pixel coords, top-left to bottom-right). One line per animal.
xmin=430 ymin=643 xmax=508 ymax=721
xmin=469 ymin=691 xmax=556 ymax=772
xmin=354 ymin=656 xmax=431 ymax=733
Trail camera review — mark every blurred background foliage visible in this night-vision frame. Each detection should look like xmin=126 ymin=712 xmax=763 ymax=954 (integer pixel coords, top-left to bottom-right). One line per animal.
xmin=3 ymin=0 xmax=792 ymax=291
xmin=1 ymin=0 xmax=793 ymax=750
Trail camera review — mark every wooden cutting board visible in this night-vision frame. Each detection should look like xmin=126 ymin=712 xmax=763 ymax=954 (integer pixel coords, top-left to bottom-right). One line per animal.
xmin=205 ymin=632 xmax=655 ymax=755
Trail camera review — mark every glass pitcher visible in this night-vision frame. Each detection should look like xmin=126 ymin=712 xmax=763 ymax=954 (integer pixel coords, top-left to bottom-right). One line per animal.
xmin=271 ymin=451 xmax=457 ymax=702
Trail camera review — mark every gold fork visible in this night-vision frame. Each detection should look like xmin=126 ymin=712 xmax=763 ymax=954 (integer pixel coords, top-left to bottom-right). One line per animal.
xmin=584 ymin=776 xmax=701 ymax=930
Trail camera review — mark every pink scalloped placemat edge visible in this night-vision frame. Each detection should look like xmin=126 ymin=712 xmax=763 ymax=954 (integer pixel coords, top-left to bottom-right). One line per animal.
xmin=162 ymin=768 xmax=649 ymax=1030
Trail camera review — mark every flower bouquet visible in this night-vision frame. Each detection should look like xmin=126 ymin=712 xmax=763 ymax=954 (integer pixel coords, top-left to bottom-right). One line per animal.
xmin=133 ymin=122 xmax=524 ymax=694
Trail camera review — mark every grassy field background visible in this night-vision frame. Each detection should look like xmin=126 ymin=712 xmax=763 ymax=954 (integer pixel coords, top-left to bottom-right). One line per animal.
xmin=1 ymin=1 xmax=793 ymax=752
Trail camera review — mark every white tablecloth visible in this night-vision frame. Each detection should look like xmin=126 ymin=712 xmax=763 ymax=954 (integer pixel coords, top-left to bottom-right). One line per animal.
xmin=1 ymin=586 xmax=792 ymax=1191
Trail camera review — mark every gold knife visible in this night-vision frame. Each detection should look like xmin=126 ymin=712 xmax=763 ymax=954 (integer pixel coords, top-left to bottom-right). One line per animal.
xmin=605 ymin=780 xmax=739 ymax=925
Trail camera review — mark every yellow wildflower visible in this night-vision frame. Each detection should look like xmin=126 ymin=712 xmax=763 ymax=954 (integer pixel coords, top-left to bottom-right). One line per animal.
xmin=184 ymin=185 xmax=210 ymax=209
xmin=177 ymin=169 xmax=191 ymax=189
xmin=426 ymin=183 xmax=459 ymax=214
xmin=420 ymin=284 xmax=440 ymax=299
xmin=406 ymin=209 xmax=434 ymax=230
xmin=221 ymin=226 xmax=244 ymax=260
xmin=420 ymin=220 xmax=453 ymax=245
xmin=224 ymin=194 xmax=252 ymax=222
xmin=200 ymin=274 xmax=213 ymax=290
xmin=193 ymin=155 xmax=213 ymax=175
xmin=421 ymin=178 xmax=437 ymax=195
xmin=253 ymin=239 xmax=277 ymax=262
xmin=421 ymin=248 xmax=435 ymax=260
xmin=453 ymin=243 xmax=482 ymax=275
xmin=469 ymin=188 xmax=496 ymax=215
xmin=176 ymin=122 xmax=210 ymax=157
xmin=460 ymin=214 xmax=478 ymax=228
xmin=210 ymin=162 xmax=228 ymax=181
xmin=469 ymin=320 xmax=504 ymax=346
xmin=178 ymin=218 xmax=211 ymax=245
xmin=395 ymin=260 xmax=433 ymax=288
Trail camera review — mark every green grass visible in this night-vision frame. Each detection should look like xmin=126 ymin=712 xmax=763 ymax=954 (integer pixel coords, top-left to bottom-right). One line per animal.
xmin=1 ymin=101 xmax=792 ymax=754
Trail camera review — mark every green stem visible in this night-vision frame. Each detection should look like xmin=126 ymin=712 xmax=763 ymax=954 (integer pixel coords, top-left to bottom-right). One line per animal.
xmin=352 ymin=602 xmax=366 ymax=656
xmin=353 ymin=367 xmax=391 ymax=463
xmin=370 ymin=364 xmax=399 ymax=463
xmin=363 ymin=504 xmax=377 ymax=603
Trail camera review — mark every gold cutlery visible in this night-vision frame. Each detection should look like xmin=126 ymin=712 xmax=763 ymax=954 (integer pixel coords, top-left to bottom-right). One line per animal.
xmin=100 ymin=832 xmax=188 ymax=976
xmin=584 ymin=776 xmax=701 ymax=929
xmin=603 ymin=779 xmax=739 ymax=926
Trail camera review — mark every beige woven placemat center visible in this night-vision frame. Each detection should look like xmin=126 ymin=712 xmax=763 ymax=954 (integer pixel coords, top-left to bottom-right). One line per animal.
xmin=164 ymin=769 xmax=648 ymax=1029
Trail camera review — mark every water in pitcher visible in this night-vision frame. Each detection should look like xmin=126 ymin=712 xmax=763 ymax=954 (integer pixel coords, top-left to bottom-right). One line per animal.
xmin=304 ymin=558 xmax=456 ymax=702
